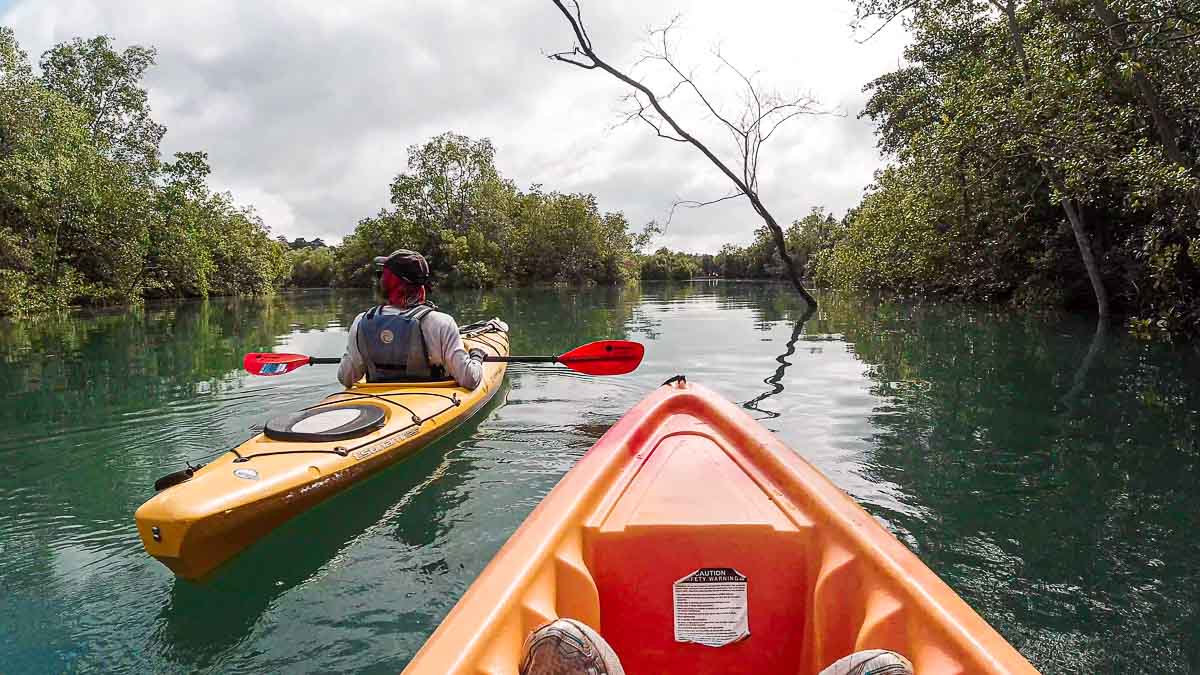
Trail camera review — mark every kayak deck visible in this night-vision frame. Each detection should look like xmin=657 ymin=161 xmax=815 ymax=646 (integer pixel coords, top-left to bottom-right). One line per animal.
xmin=404 ymin=379 xmax=1037 ymax=674
xmin=135 ymin=322 xmax=509 ymax=580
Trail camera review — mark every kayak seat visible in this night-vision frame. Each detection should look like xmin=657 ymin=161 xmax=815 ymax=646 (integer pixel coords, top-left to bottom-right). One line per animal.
xmin=263 ymin=404 xmax=387 ymax=442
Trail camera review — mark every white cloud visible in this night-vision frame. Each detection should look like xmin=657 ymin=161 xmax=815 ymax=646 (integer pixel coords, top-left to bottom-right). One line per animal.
xmin=220 ymin=185 xmax=298 ymax=234
xmin=2 ymin=0 xmax=906 ymax=251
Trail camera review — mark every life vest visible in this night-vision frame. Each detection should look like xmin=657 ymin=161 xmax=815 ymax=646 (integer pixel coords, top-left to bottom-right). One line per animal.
xmin=356 ymin=304 xmax=445 ymax=382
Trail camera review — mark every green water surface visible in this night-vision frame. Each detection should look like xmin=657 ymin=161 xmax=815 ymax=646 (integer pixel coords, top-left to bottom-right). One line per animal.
xmin=1 ymin=284 xmax=1197 ymax=673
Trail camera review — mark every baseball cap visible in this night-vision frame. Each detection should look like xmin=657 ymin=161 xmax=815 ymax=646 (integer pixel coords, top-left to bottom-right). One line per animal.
xmin=373 ymin=249 xmax=430 ymax=284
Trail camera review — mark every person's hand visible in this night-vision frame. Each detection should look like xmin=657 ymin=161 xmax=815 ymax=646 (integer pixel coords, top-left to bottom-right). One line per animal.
xmin=468 ymin=347 xmax=487 ymax=362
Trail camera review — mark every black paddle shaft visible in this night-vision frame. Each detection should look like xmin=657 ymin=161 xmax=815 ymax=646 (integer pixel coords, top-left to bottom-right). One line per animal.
xmin=307 ymin=355 xmax=558 ymax=365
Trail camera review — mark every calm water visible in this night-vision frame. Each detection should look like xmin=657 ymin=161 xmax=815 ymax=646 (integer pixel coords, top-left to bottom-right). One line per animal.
xmin=1 ymin=284 xmax=1198 ymax=674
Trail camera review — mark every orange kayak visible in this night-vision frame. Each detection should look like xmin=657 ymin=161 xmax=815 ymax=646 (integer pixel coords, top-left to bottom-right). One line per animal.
xmin=404 ymin=378 xmax=1039 ymax=674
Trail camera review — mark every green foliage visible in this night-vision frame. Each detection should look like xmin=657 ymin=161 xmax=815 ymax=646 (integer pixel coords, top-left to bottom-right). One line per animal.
xmin=833 ymin=0 xmax=1200 ymax=332
xmin=640 ymin=247 xmax=701 ymax=280
xmin=0 ymin=30 xmax=287 ymax=316
xmin=813 ymin=167 xmax=952 ymax=292
xmin=286 ymin=246 xmax=336 ymax=288
xmin=643 ymin=209 xmax=840 ymax=282
xmin=39 ymin=35 xmax=165 ymax=177
xmin=334 ymin=133 xmax=640 ymax=288
xmin=787 ymin=207 xmax=842 ymax=274
xmin=204 ymin=205 xmax=289 ymax=295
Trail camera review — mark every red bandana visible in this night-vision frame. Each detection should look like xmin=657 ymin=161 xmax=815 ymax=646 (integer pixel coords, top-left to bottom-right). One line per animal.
xmin=380 ymin=268 xmax=426 ymax=307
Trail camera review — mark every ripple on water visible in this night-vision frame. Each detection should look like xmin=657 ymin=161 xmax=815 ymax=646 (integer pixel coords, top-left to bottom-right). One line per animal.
xmin=2 ymin=286 xmax=1198 ymax=674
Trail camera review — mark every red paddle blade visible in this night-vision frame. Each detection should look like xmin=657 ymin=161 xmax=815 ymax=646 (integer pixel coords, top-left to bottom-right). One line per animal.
xmin=244 ymin=352 xmax=311 ymax=376
xmin=557 ymin=340 xmax=645 ymax=376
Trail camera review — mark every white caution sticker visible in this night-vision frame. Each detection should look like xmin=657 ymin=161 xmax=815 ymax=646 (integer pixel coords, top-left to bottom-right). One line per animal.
xmin=672 ymin=567 xmax=749 ymax=647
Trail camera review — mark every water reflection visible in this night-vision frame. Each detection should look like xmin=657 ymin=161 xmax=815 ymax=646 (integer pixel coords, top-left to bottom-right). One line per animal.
xmin=1059 ymin=318 xmax=1109 ymax=412
xmin=154 ymin=387 xmax=506 ymax=672
xmin=742 ymin=303 xmax=816 ymax=420
xmin=1 ymin=285 xmax=1198 ymax=673
xmin=812 ymin=299 xmax=1200 ymax=672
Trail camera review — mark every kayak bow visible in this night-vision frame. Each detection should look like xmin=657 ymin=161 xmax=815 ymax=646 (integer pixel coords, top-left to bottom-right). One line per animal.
xmin=404 ymin=378 xmax=1039 ymax=674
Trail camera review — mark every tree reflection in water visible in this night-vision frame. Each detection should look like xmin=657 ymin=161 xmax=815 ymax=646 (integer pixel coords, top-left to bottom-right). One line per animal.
xmin=742 ymin=303 xmax=816 ymax=420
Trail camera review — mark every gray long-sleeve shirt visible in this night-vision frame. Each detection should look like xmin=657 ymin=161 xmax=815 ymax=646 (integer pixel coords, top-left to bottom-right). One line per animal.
xmin=337 ymin=306 xmax=483 ymax=389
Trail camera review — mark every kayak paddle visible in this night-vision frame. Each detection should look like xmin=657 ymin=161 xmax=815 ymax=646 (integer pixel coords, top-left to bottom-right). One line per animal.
xmin=243 ymin=340 xmax=645 ymax=377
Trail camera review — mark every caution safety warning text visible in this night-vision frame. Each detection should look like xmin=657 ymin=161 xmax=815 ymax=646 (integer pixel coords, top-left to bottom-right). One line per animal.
xmin=672 ymin=567 xmax=749 ymax=647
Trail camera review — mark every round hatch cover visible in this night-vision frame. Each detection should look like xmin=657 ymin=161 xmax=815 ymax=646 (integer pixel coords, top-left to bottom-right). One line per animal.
xmin=292 ymin=409 xmax=362 ymax=434
xmin=263 ymin=404 xmax=387 ymax=442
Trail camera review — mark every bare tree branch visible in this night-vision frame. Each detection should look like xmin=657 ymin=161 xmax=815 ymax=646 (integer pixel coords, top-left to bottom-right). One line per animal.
xmin=547 ymin=0 xmax=819 ymax=306
xmin=659 ymin=191 xmax=746 ymax=237
xmin=854 ymin=0 xmax=921 ymax=43
xmin=762 ymin=107 xmax=816 ymax=143
xmin=571 ymin=0 xmax=593 ymax=51
xmin=645 ymin=22 xmax=743 ymax=134
xmin=636 ymin=109 xmax=689 ymax=143
xmin=615 ymin=92 xmax=689 ymax=142
xmin=546 ymin=46 xmax=598 ymax=69
xmin=674 ymin=192 xmax=745 ymax=210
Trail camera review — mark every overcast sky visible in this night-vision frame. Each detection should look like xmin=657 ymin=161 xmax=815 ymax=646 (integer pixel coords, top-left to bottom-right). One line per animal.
xmin=2 ymin=0 xmax=907 ymax=252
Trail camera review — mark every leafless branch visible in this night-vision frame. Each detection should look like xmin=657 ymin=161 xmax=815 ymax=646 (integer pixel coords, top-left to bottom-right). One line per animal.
xmin=547 ymin=0 xmax=819 ymax=306
xmin=615 ymin=92 xmax=688 ymax=142
xmin=546 ymin=47 xmax=597 ymax=69
xmin=636 ymin=109 xmax=689 ymax=143
xmin=854 ymin=0 xmax=921 ymax=43
xmin=674 ymin=192 xmax=745 ymax=210
xmin=660 ymin=191 xmax=746 ymax=236
xmin=644 ymin=21 xmax=743 ymax=134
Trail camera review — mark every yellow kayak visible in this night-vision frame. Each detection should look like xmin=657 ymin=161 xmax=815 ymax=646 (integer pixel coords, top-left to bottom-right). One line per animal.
xmin=135 ymin=320 xmax=509 ymax=580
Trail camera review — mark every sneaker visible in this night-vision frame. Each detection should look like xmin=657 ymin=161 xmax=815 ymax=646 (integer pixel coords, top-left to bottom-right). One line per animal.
xmin=818 ymin=649 xmax=915 ymax=675
xmin=519 ymin=618 xmax=626 ymax=675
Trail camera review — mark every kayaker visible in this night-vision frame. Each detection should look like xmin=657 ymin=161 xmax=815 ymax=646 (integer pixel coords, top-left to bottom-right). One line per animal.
xmin=337 ymin=249 xmax=486 ymax=389
xmin=517 ymin=618 xmax=913 ymax=675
